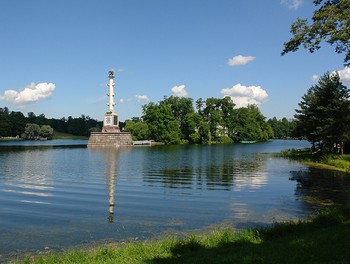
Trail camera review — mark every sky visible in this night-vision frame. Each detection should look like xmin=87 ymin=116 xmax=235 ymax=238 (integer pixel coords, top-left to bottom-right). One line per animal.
xmin=1 ymin=0 xmax=349 ymax=121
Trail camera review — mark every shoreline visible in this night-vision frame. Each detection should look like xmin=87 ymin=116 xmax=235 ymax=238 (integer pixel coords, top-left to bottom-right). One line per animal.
xmin=7 ymin=205 xmax=350 ymax=263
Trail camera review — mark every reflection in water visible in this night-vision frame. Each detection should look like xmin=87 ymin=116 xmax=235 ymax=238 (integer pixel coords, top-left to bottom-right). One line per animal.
xmin=289 ymin=167 xmax=350 ymax=209
xmin=0 ymin=150 xmax=54 ymax=204
xmin=4 ymin=140 xmax=350 ymax=259
xmin=88 ymin=147 xmax=123 ymax=223
xmin=143 ymin=149 xmax=268 ymax=192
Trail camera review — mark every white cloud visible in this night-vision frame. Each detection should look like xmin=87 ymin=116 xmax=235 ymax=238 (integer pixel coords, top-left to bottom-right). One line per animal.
xmin=312 ymin=74 xmax=319 ymax=82
xmin=227 ymin=55 xmax=255 ymax=67
xmin=281 ymin=0 xmax=303 ymax=9
xmin=119 ymin=98 xmax=132 ymax=103
xmin=220 ymin=83 xmax=268 ymax=108
xmin=135 ymin=94 xmax=149 ymax=102
xmin=337 ymin=66 xmax=350 ymax=84
xmin=0 ymin=82 xmax=55 ymax=104
xmin=171 ymin=85 xmax=188 ymax=97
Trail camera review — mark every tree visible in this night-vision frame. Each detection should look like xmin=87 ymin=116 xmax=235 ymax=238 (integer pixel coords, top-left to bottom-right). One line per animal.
xmin=233 ymin=105 xmax=273 ymax=142
xmin=162 ymin=96 xmax=195 ymax=139
xmin=182 ymin=112 xmax=208 ymax=143
xmin=9 ymin=111 xmax=26 ymax=137
xmin=267 ymin=117 xmax=298 ymax=138
xmin=39 ymin=125 xmax=54 ymax=139
xmin=23 ymin=123 xmax=41 ymax=139
xmin=142 ymin=102 xmax=181 ymax=144
xmin=0 ymin=107 xmax=11 ymax=137
xmin=282 ymin=0 xmax=350 ymax=65
xmin=294 ymin=72 xmax=350 ymax=150
xmin=125 ymin=120 xmax=150 ymax=140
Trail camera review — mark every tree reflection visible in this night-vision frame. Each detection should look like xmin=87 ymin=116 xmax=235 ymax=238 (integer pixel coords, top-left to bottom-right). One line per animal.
xmin=289 ymin=167 xmax=350 ymax=210
xmin=142 ymin=154 xmax=268 ymax=191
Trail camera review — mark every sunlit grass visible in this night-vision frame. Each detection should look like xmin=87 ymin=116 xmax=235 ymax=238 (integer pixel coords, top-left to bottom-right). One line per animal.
xmin=279 ymin=148 xmax=350 ymax=172
xmin=9 ymin=205 xmax=350 ymax=264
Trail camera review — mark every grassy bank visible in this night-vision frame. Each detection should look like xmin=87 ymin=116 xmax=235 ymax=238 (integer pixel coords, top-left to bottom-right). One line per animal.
xmin=10 ymin=206 xmax=350 ymax=264
xmin=0 ymin=137 xmax=23 ymax=141
xmin=52 ymin=131 xmax=88 ymax=140
xmin=280 ymin=148 xmax=350 ymax=172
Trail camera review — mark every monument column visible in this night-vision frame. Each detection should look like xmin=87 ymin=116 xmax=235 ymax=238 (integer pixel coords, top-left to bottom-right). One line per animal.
xmin=102 ymin=70 xmax=120 ymax=133
xmin=87 ymin=70 xmax=133 ymax=147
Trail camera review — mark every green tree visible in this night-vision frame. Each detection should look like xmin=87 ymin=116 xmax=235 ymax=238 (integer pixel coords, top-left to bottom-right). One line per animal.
xmin=27 ymin=112 xmax=36 ymax=123
xmin=0 ymin=107 xmax=11 ymax=137
xmin=267 ymin=117 xmax=297 ymax=138
xmin=201 ymin=97 xmax=224 ymax=141
xmin=9 ymin=111 xmax=26 ymax=137
xmin=182 ymin=112 xmax=207 ymax=144
xmin=294 ymin=72 xmax=350 ymax=150
xmin=282 ymin=0 xmax=350 ymax=65
xmin=142 ymin=102 xmax=181 ymax=144
xmin=39 ymin=125 xmax=54 ymax=139
xmin=125 ymin=120 xmax=150 ymax=140
xmin=234 ymin=105 xmax=272 ymax=142
xmin=162 ymin=96 xmax=195 ymax=139
xmin=23 ymin=123 xmax=41 ymax=139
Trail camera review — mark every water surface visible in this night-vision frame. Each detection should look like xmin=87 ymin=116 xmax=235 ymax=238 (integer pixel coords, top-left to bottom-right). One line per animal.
xmin=1 ymin=139 xmax=350 ymax=259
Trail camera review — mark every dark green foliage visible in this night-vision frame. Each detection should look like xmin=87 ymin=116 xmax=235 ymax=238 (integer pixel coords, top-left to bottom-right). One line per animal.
xmin=140 ymin=96 xmax=273 ymax=144
xmin=9 ymin=111 xmax=26 ymax=137
xmin=23 ymin=123 xmax=40 ymax=139
xmin=0 ymin=107 xmax=11 ymax=136
xmin=0 ymin=107 xmax=102 ymax=138
xmin=294 ymin=72 xmax=350 ymax=151
xmin=142 ymin=102 xmax=181 ymax=144
xmin=124 ymin=120 xmax=150 ymax=140
xmin=267 ymin=117 xmax=297 ymax=138
xmin=282 ymin=0 xmax=350 ymax=65
xmin=22 ymin=123 xmax=54 ymax=140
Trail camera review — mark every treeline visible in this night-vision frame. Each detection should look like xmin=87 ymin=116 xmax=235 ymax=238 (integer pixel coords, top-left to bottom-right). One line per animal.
xmin=267 ymin=117 xmax=297 ymax=139
xmin=0 ymin=107 xmax=102 ymax=138
xmin=1 ymin=98 xmax=297 ymax=142
xmin=125 ymin=96 xmax=296 ymax=144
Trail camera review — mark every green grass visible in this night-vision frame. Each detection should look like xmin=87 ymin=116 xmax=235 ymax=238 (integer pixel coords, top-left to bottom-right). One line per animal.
xmin=52 ymin=131 xmax=88 ymax=140
xmin=0 ymin=137 xmax=23 ymax=141
xmin=279 ymin=148 xmax=350 ymax=172
xmin=9 ymin=205 xmax=350 ymax=264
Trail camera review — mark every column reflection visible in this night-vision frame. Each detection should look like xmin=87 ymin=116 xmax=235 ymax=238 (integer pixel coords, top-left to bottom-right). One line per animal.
xmin=104 ymin=148 xmax=118 ymax=223
xmin=90 ymin=147 xmax=124 ymax=223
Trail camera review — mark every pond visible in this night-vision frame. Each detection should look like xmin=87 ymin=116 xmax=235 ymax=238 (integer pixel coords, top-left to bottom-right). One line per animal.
xmin=1 ymin=139 xmax=350 ymax=259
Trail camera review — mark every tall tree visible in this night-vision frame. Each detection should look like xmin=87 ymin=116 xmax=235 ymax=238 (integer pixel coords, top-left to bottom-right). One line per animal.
xmin=142 ymin=102 xmax=181 ymax=144
xmin=294 ymin=72 xmax=350 ymax=150
xmin=9 ymin=111 xmax=26 ymax=137
xmin=0 ymin=107 xmax=11 ymax=137
xmin=162 ymin=96 xmax=195 ymax=139
xmin=282 ymin=0 xmax=350 ymax=65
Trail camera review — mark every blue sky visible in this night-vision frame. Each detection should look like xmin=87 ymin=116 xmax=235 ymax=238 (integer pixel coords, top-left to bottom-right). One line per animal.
xmin=1 ymin=0 xmax=349 ymax=121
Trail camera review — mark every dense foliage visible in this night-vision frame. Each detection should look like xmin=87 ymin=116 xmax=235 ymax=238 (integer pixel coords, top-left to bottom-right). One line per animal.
xmin=282 ymin=0 xmax=350 ymax=65
xmin=126 ymin=96 xmax=274 ymax=144
xmin=0 ymin=107 xmax=102 ymax=138
xmin=2 ymin=99 xmax=297 ymax=143
xmin=267 ymin=117 xmax=297 ymax=138
xmin=22 ymin=123 xmax=54 ymax=140
xmin=294 ymin=72 xmax=350 ymax=151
